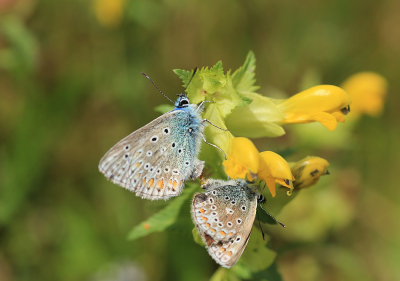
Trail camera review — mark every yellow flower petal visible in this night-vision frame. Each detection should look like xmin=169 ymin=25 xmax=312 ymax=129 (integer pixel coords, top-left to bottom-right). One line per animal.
xmin=222 ymin=137 xmax=260 ymax=180
xmin=340 ymin=72 xmax=388 ymax=119
xmin=291 ymin=156 xmax=330 ymax=189
xmin=258 ymin=151 xmax=294 ymax=197
xmin=94 ymin=0 xmax=126 ymax=28
xmin=264 ymin=176 xmax=278 ymax=198
xmin=277 ymin=85 xmax=351 ymax=131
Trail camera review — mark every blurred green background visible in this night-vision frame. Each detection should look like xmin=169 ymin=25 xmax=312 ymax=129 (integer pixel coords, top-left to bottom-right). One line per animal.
xmin=1 ymin=0 xmax=399 ymax=280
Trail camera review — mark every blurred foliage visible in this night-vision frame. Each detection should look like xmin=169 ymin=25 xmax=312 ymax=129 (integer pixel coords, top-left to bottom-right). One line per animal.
xmin=1 ymin=0 xmax=400 ymax=280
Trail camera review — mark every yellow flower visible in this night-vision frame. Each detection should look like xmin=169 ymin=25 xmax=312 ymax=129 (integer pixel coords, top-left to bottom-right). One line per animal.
xmin=93 ymin=0 xmax=125 ymax=28
xmin=222 ymin=137 xmax=294 ymax=197
xmin=340 ymin=72 xmax=388 ymax=119
xmin=225 ymin=92 xmax=286 ymax=138
xmin=222 ymin=137 xmax=260 ymax=180
xmin=275 ymin=85 xmax=351 ymax=131
xmin=291 ymin=156 xmax=329 ymax=189
xmin=258 ymin=151 xmax=295 ymax=197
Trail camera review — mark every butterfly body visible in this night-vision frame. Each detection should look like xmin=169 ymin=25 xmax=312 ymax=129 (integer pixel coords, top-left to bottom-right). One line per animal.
xmin=99 ymin=94 xmax=205 ymax=200
xmin=191 ymin=179 xmax=259 ymax=268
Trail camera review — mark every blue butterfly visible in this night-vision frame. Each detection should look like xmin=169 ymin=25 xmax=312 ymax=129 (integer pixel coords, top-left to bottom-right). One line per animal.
xmin=99 ymin=72 xmax=225 ymax=200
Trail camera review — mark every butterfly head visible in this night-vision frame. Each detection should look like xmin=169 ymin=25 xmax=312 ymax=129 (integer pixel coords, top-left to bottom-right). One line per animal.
xmin=174 ymin=93 xmax=190 ymax=109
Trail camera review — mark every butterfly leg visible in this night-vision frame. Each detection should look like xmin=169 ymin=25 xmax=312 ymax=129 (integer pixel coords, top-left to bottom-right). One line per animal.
xmin=202 ymin=119 xmax=229 ymax=131
xmin=201 ymin=134 xmax=227 ymax=160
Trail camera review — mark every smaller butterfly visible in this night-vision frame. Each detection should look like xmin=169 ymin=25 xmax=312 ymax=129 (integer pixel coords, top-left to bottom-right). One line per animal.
xmin=99 ymin=72 xmax=226 ymax=200
xmin=191 ymin=179 xmax=285 ymax=268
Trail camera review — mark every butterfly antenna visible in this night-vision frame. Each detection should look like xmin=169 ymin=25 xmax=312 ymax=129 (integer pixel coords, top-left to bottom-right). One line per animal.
xmin=142 ymin=72 xmax=174 ymax=104
xmin=259 ymin=204 xmax=286 ymax=228
xmin=257 ymin=212 xmax=266 ymax=241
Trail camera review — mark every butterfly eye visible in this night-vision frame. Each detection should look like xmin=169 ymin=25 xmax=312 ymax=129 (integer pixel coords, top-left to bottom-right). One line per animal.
xmin=179 ymin=98 xmax=189 ymax=107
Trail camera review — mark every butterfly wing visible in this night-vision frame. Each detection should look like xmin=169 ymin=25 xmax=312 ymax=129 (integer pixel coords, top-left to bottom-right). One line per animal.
xmin=99 ymin=109 xmax=204 ymax=200
xmin=191 ymin=179 xmax=257 ymax=268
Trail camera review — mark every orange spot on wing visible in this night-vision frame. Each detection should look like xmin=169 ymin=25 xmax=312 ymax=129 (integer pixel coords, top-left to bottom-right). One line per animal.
xmin=219 ymin=231 xmax=226 ymax=236
xmin=157 ymin=180 xmax=164 ymax=189
xmin=142 ymin=178 xmax=146 ymax=185
xmin=148 ymin=179 xmax=154 ymax=188
xmin=200 ymin=216 xmax=208 ymax=222
xmin=144 ymin=223 xmax=150 ymax=229
xmin=226 ymin=251 xmax=232 ymax=257
xmin=172 ymin=181 xmax=178 ymax=188
xmin=210 ymin=229 xmax=216 ymax=233
xmin=136 ymin=173 xmax=141 ymax=179
xmin=205 ymin=223 xmax=210 ymax=228
xmin=168 ymin=180 xmax=172 ymax=186
xmin=135 ymin=163 xmax=141 ymax=168
xmin=227 ymin=233 xmax=234 ymax=236
xmin=199 ymin=208 xmax=205 ymax=214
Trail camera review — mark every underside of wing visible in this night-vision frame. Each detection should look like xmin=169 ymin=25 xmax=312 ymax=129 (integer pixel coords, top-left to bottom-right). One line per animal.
xmin=99 ymin=110 xmax=204 ymax=200
xmin=191 ymin=180 xmax=258 ymax=267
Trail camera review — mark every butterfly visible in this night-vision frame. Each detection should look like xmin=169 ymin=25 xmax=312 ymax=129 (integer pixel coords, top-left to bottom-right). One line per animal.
xmin=99 ymin=72 xmax=224 ymax=200
xmin=191 ymin=178 xmax=285 ymax=268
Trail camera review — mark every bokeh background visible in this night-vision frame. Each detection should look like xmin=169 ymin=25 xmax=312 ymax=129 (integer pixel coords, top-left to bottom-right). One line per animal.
xmin=1 ymin=0 xmax=399 ymax=280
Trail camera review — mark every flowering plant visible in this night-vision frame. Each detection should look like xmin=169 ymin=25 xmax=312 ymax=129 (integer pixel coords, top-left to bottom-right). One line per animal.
xmin=129 ymin=52 xmax=353 ymax=280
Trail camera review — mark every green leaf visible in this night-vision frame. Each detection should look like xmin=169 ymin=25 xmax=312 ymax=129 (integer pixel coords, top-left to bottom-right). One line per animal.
xmin=232 ymin=51 xmax=260 ymax=93
xmin=127 ymin=184 xmax=197 ymax=241
xmin=173 ymin=68 xmax=197 ymax=88
xmin=154 ymin=104 xmax=174 ymax=114
xmin=0 ymin=16 xmax=39 ymax=73
xmin=192 ymin=227 xmax=205 ymax=247
xmin=238 ymin=228 xmax=276 ymax=272
xmin=212 ymin=72 xmax=253 ymax=118
xmin=250 ymin=262 xmax=283 ymax=281
xmin=259 ymin=185 xmax=300 ymax=218
xmin=175 ymin=59 xmax=252 ymax=116
xmin=210 ymin=267 xmax=241 ymax=281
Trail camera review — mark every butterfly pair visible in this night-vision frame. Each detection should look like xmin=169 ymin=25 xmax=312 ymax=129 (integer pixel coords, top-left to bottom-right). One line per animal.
xmin=98 ymin=76 xmax=282 ymax=268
